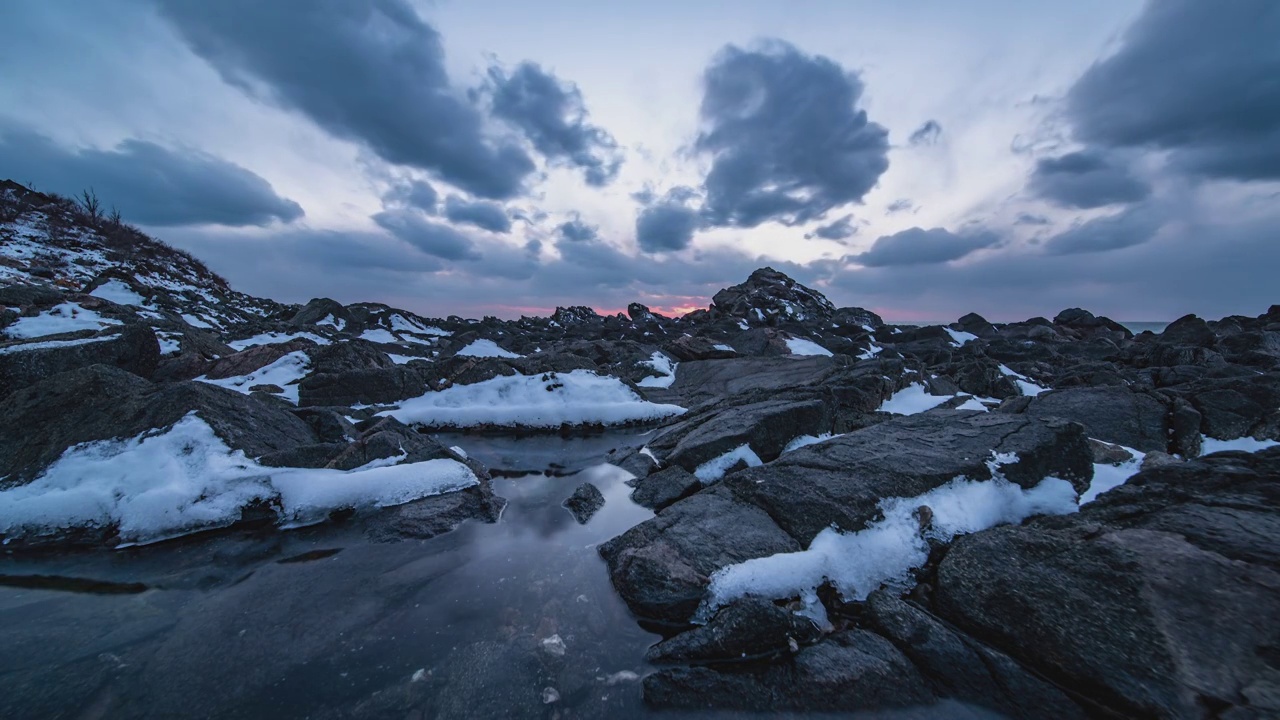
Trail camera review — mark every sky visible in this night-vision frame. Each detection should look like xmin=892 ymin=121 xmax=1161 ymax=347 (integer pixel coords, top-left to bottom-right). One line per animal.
xmin=1 ymin=0 xmax=1277 ymax=322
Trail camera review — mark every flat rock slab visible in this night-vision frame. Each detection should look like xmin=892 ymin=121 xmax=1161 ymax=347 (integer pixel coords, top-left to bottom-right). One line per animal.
xmin=1018 ymin=385 xmax=1171 ymax=452
xmin=731 ymin=410 xmax=1093 ymax=545
xmin=934 ymin=448 xmax=1280 ymax=719
xmin=629 ymin=466 xmax=700 ymax=511
xmin=645 ymin=397 xmax=830 ymax=470
xmin=600 ymin=410 xmax=1093 ymax=625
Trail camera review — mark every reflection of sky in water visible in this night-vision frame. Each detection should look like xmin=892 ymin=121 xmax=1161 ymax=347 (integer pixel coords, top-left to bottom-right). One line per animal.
xmin=0 ymin=431 xmax=1003 ymax=719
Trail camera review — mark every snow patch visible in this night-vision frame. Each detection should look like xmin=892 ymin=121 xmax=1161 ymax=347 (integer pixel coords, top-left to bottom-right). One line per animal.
xmin=637 ymin=351 xmax=677 ymax=388
xmin=4 ymin=303 xmax=122 ymax=339
xmin=0 ymin=335 xmax=118 ymax=355
xmin=196 ymin=351 xmax=310 ymax=403
xmin=360 ymin=328 xmax=400 ymax=344
xmin=380 ymin=370 xmax=686 ymax=429
xmin=456 ymin=339 xmax=521 ymax=358
xmin=1081 ymin=445 xmax=1146 ymax=505
xmin=998 ymin=364 xmax=1047 ymax=396
xmin=694 ymin=444 xmax=763 ymax=483
xmin=227 ymin=332 xmax=330 ymax=351
xmin=90 ymin=279 xmax=145 ymax=306
xmin=879 ymin=384 xmax=951 ymax=415
xmin=783 ymin=433 xmax=836 ymax=453
xmin=785 ymin=337 xmax=833 ymax=357
xmin=389 ymin=314 xmax=450 ymax=336
xmin=0 ymin=414 xmax=476 ymax=545
xmin=856 ymin=343 xmax=883 ymax=360
xmin=944 ymin=328 xmax=979 ymax=346
xmin=1201 ymin=436 xmax=1280 ymax=454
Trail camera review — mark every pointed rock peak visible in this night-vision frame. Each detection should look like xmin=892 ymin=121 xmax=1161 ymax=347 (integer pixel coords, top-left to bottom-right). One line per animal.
xmin=628 ymin=302 xmax=668 ymax=323
xmin=711 ymin=267 xmax=835 ymax=323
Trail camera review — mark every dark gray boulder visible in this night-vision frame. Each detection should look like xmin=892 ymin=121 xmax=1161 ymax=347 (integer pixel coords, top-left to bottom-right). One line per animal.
xmin=645 ymin=397 xmax=831 ymax=471
xmin=731 ymin=411 xmax=1094 ymax=546
xmin=662 ymin=335 xmax=737 ymax=362
xmin=0 ymin=364 xmax=317 ymax=485
xmin=202 ymin=338 xmax=314 ymax=380
xmin=563 ymin=482 xmax=605 ymax=524
xmin=1016 ymin=385 xmax=1172 ymax=452
xmin=933 ymin=448 xmax=1280 ymax=719
xmin=297 ymin=366 xmax=427 ymax=407
xmin=0 ymin=323 xmax=160 ymax=393
xmin=642 ymin=630 xmax=934 ymax=711
xmin=598 ymin=484 xmax=801 ymax=626
xmin=863 ymin=591 xmax=1088 ymax=720
xmin=630 ymin=466 xmax=701 ymax=510
xmin=646 ymin=597 xmax=822 ymax=665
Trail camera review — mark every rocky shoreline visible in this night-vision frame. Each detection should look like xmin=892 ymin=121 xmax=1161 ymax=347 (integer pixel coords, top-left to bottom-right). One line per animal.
xmin=2 ymin=179 xmax=1279 ymax=716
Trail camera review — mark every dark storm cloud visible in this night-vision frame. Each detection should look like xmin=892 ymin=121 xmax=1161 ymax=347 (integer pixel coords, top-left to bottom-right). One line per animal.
xmin=485 ymin=62 xmax=622 ymax=186
xmin=0 ymin=124 xmax=302 ymax=227
xmin=635 ymin=187 xmax=702 ymax=253
xmin=1065 ymin=0 xmax=1280 ymax=181
xmin=908 ymin=120 xmax=942 ymax=146
xmin=695 ymin=40 xmax=890 ymax=228
xmin=382 ymin=180 xmax=439 ymax=214
xmin=1043 ymin=203 xmax=1164 ymax=256
xmin=443 ymin=195 xmax=512 ymax=234
xmin=155 ymin=0 xmax=535 ymax=199
xmin=854 ymin=226 xmax=999 ymax=267
xmin=557 ymin=217 xmax=598 ymax=242
xmin=372 ymin=209 xmax=481 ymax=261
xmin=1029 ymin=150 xmax=1151 ymax=208
xmin=805 ymin=215 xmax=856 ymax=240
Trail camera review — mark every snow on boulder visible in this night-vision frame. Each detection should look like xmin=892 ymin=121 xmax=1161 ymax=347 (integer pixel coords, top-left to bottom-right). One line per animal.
xmin=196 ymin=351 xmax=310 ymax=403
xmin=89 ymin=279 xmax=146 ymax=306
xmin=879 ymin=384 xmax=952 ymax=415
xmin=456 ymin=339 xmax=522 ymax=358
xmin=784 ymin=337 xmax=833 ymax=357
xmin=227 ymin=331 xmax=331 ymax=351
xmin=3 ymin=302 xmax=122 ymax=339
xmin=380 ymin=369 xmax=686 ymax=429
xmin=637 ymin=351 xmax=677 ymax=388
xmin=0 ymin=413 xmax=477 ymax=546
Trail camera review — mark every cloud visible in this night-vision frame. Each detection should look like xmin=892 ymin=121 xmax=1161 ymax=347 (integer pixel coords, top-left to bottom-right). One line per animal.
xmin=695 ymin=40 xmax=890 ymax=228
xmin=371 ymin=208 xmax=481 ymax=261
xmin=1065 ymin=0 xmax=1280 ymax=181
xmin=886 ymin=199 xmax=916 ymax=214
xmin=0 ymin=124 xmax=302 ymax=227
xmin=1043 ymin=202 xmax=1164 ymax=255
xmin=1015 ymin=212 xmax=1051 ymax=226
xmin=557 ymin=217 xmax=598 ymax=242
xmin=805 ymin=214 xmax=856 ymax=240
xmin=155 ymin=0 xmax=535 ymax=199
xmin=1028 ymin=150 xmax=1151 ymax=208
xmin=443 ymin=195 xmax=511 ymax=234
xmin=908 ymin=120 xmax=942 ymax=146
xmin=382 ymin=179 xmax=439 ymax=214
xmin=635 ymin=187 xmax=702 ymax=253
xmin=854 ymin=226 xmax=999 ymax=267
xmin=485 ymin=62 xmax=622 ymax=186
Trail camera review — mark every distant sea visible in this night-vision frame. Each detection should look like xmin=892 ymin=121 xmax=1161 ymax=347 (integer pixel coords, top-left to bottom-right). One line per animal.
xmin=887 ymin=320 xmax=1171 ymax=335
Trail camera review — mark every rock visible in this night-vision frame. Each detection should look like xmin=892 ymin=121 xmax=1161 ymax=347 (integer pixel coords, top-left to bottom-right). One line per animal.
xmin=326 ymin=417 xmax=454 ymax=471
xmin=646 ymin=597 xmax=821 ymax=665
xmin=364 ymin=484 xmax=506 ymax=542
xmin=0 ymin=323 xmax=160 ymax=392
xmin=290 ymin=407 xmax=358 ymax=443
xmin=1017 ymin=385 xmax=1172 ymax=452
xmin=305 ymin=340 xmax=395 ymax=375
xmin=645 ymin=397 xmax=831 ymax=471
xmin=563 ymin=482 xmax=605 ymax=524
xmin=604 ymin=446 xmax=658 ymax=478
xmin=297 ymin=366 xmax=427 ymax=407
xmin=731 ymin=411 xmax=1094 ymax=546
xmin=203 ymin=339 xmax=314 ymax=380
xmin=1089 ymin=438 xmax=1134 ymax=465
xmin=710 ymin=267 xmax=837 ymax=324
xmin=1160 ymin=314 xmax=1217 ymax=347
xmin=1139 ymin=450 xmax=1181 ymax=470
xmin=662 ymin=355 xmax=851 ymax=407
xmin=642 ymin=630 xmax=933 ymax=712
xmin=289 ymin=297 xmax=350 ymax=328
xmin=630 ymin=466 xmax=701 ymax=510
xmin=0 ymin=364 xmax=317 ymax=485
xmin=933 ymin=448 xmax=1280 ymax=719
xmin=598 ymin=484 xmax=801 ymax=626
xmin=1175 ymin=375 xmax=1280 ymax=443
xmin=956 ymin=312 xmax=998 ymax=338
xmin=662 ymin=335 xmax=736 ymax=362
xmin=863 ymin=591 xmax=1088 ymax=719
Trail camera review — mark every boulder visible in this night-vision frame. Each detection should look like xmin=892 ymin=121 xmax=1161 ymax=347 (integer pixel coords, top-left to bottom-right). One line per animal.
xmin=710 ymin=267 xmax=837 ymax=324
xmin=0 ymin=364 xmax=317 ymax=485
xmin=645 ymin=397 xmax=831 ymax=471
xmin=1017 ymin=385 xmax=1171 ymax=452
xmin=0 ymin=323 xmax=160 ymax=393
xmin=934 ymin=448 xmax=1280 ymax=719
xmin=864 ymin=591 xmax=1088 ymax=719
xmin=630 ymin=466 xmax=701 ymax=510
xmin=643 ymin=630 xmax=933 ymax=711
xmin=297 ymin=366 xmax=427 ymax=407
xmin=646 ymin=597 xmax=822 ymax=665
xmin=563 ymin=482 xmax=605 ymax=524
xmin=662 ymin=335 xmax=737 ymax=362
xmin=203 ymin=338 xmax=313 ymax=380
xmin=731 ymin=411 xmax=1094 ymax=546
